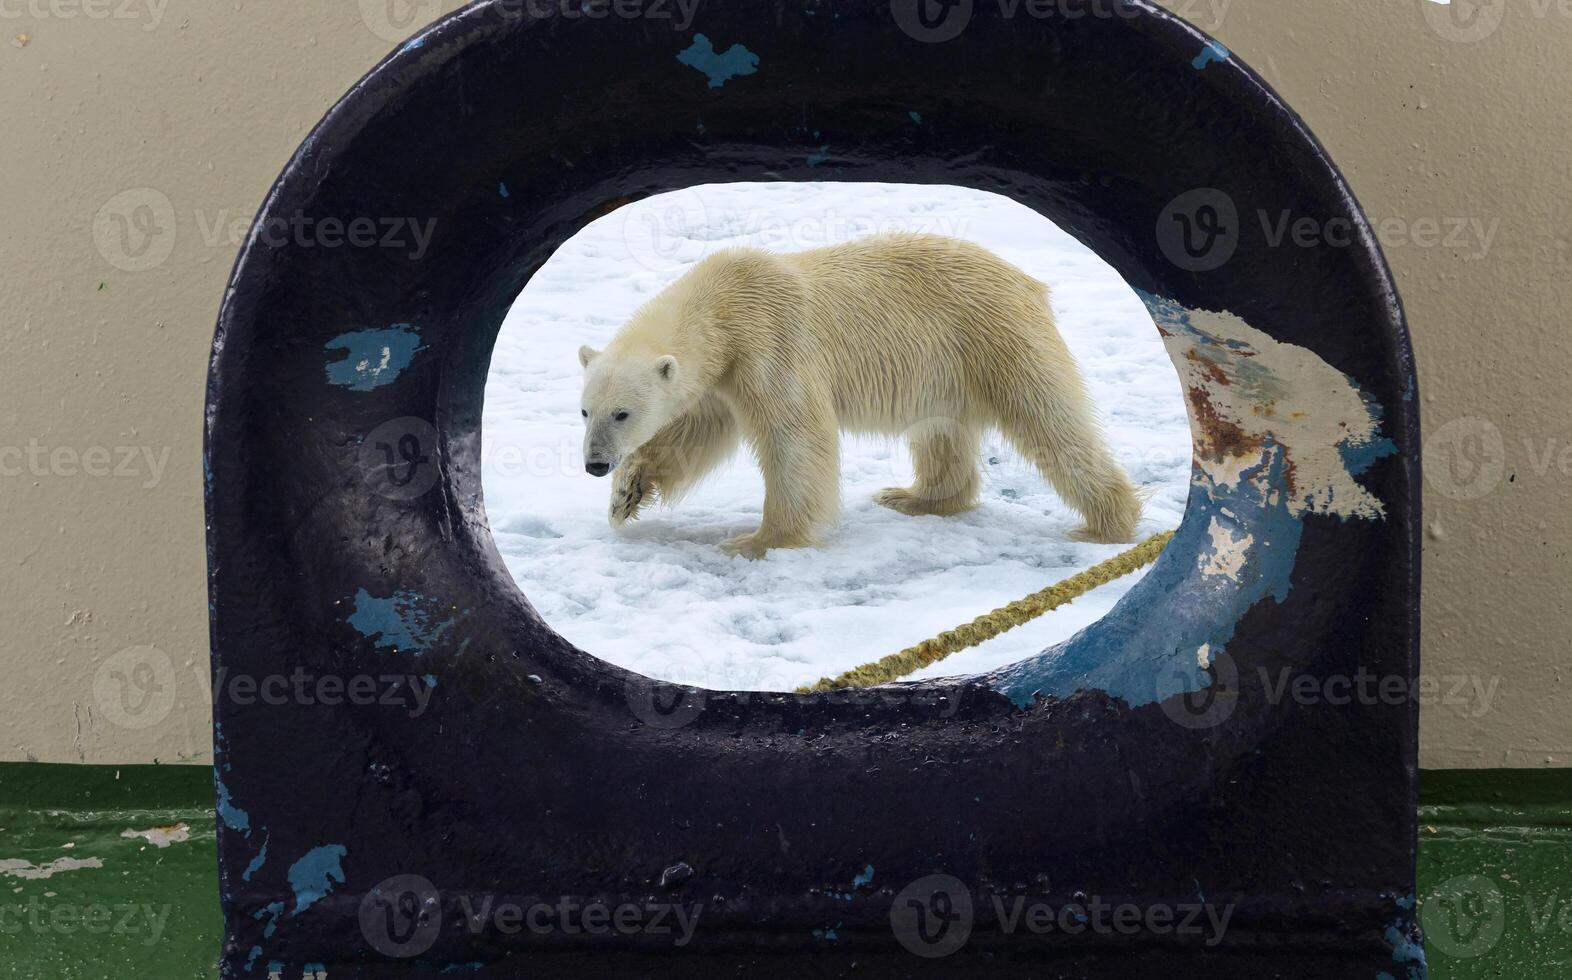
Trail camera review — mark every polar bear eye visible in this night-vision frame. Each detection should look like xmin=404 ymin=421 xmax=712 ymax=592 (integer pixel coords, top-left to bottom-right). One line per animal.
xmin=614 ymin=411 xmax=630 ymax=422
xmin=580 ymin=409 xmax=588 ymax=418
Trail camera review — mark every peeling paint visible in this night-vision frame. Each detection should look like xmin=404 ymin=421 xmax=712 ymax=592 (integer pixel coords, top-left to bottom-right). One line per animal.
xmin=987 ymin=294 xmax=1394 ymax=709
xmin=345 ymin=588 xmax=457 ymax=655
xmin=1191 ymin=40 xmax=1229 ymax=70
xmin=242 ymin=838 xmax=268 ymax=882
xmin=216 ymin=778 xmax=251 ymax=833
xmin=254 ymin=900 xmax=284 ymax=938
xmin=287 ymin=845 xmax=347 ymax=914
xmin=676 ymin=34 xmax=759 ymax=88
xmin=121 ymin=824 xmax=191 ymax=848
xmin=1200 ymin=516 xmax=1251 ymax=581
xmin=1148 ymin=295 xmax=1395 ymax=521
xmin=0 ymin=856 xmax=105 ymax=879
xmin=323 ymin=324 xmax=424 ymax=391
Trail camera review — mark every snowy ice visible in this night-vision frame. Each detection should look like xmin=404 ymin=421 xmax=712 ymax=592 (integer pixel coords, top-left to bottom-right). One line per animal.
xmin=481 ymin=182 xmax=1191 ymax=692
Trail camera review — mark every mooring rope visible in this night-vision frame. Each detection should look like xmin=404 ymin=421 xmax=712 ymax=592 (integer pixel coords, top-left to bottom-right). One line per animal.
xmin=796 ymin=529 xmax=1175 ymax=693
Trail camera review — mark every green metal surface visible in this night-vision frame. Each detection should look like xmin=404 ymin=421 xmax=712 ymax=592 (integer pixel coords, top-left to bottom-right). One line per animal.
xmin=0 ymin=764 xmax=217 ymax=979
xmin=1417 ymin=768 xmax=1572 ymax=978
xmin=1 ymin=764 xmax=1567 ymax=978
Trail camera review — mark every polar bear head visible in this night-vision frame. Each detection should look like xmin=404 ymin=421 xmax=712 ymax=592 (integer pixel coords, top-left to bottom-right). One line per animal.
xmin=577 ymin=344 xmax=682 ymax=476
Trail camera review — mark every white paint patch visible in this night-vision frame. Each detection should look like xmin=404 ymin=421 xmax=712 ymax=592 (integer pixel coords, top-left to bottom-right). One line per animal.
xmin=1197 ymin=643 xmax=1212 ymax=668
xmin=121 ymin=823 xmax=191 ymax=848
xmin=0 ymin=856 xmax=105 ymax=880
xmin=1200 ymin=516 xmax=1252 ymax=581
xmin=1162 ymin=306 xmax=1388 ymax=521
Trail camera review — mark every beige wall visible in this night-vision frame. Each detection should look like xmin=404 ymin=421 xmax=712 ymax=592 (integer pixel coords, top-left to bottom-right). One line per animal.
xmin=1 ymin=0 xmax=1566 ymax=767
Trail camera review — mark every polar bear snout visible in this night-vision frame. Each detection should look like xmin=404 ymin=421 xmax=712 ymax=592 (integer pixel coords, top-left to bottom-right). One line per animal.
xmin=585 ymin=461 xmax=611 ymax=477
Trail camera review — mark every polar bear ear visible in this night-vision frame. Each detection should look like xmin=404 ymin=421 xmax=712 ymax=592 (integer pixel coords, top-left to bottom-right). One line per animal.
xmin=578 ymin=345 xmax=600 ymax=368
xmin=655 ymin=355 xmax=679 ymax=382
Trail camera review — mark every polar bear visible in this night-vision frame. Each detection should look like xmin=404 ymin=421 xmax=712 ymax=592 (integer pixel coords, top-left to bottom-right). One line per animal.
xmin=577 ymin=233 xmax=1141 ymax=558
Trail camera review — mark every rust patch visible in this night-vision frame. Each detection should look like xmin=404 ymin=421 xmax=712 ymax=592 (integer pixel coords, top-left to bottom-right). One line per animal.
xmin=1187 ymin=385 xmax=1262 ymax=461
xmin=1185 ymin=349 xmax=1232 ymax=386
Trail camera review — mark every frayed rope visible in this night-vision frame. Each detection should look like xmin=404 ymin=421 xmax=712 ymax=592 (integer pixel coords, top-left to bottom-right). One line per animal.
xmin=796 ymin=529 xmax=1175 ymax=693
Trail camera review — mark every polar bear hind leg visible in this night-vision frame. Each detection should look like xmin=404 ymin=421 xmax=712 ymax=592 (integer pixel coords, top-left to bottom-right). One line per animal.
xmin=991 ymin=368 xmax=1141 ymax=544
xmin=875 ymin=419 xmax=982 ymax=517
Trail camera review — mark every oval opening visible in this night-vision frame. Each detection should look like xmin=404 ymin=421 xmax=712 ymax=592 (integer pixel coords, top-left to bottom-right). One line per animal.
xmin=481 ymin=182 xmax=1189 ymax=692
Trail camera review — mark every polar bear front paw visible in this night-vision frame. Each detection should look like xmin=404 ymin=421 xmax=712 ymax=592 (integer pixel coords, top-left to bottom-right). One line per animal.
xmin=609 ymin=460 xmax=651 ymax=527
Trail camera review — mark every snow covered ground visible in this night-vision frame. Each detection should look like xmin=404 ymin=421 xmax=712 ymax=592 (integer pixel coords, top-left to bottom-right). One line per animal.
xmin=481 ymin=182 xmax=1191 ymax=693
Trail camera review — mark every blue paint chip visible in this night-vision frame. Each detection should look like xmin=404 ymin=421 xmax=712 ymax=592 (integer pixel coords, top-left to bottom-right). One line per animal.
xmin=806 ymin=145 xmax=831 ymax=167
xmin=346 ymin=588 xmax=456 ymax=655
xmin=677 ymin=34 xmax=759 ymax=88
xmin=216 ymin=778 xmax=251 ymax=834
xmin=242 ymin=838 xmax=269 ymax=882
xmin=1385 ymin=923 xmax=1428 ymax=970
xmin=1192 ymin=40 xmax=1229 ymax=70
xmin=1340 ymin=435 xmax=1397 ymax=476
xmin=403 ymin=37 xmax=425 ymax=51
xmin=499 ymin=181 xmax=510 ymax=199
xmin=324 ymin=324 xmax=424 ymax=391
xmin=908 ymin=110 xmax=923 ymax=123
xmin=253 ymin=900 xmax=284 ymax=938
xmin=288 ymin=844 xmax=348 ymax=914
xmin=852 ymin=864 xmax=874 ymax=888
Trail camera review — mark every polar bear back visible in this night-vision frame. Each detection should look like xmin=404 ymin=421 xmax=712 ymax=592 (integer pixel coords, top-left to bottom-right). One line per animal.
xmin=774 ymin=233 xmax=1075 ymax=434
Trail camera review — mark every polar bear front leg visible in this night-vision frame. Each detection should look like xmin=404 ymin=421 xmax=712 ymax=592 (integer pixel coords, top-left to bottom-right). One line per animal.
xmin=722 ymin=406 xmax=840 ymax=559
xmin=609 ymin=451 xmax=655 ymax=526
xmin=609 ymin=394 xmax=741 ymax=528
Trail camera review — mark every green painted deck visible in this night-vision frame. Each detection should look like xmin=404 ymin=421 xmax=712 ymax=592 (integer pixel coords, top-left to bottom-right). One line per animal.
xmin=1 ymin=764 xmax=1567 ymax=977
